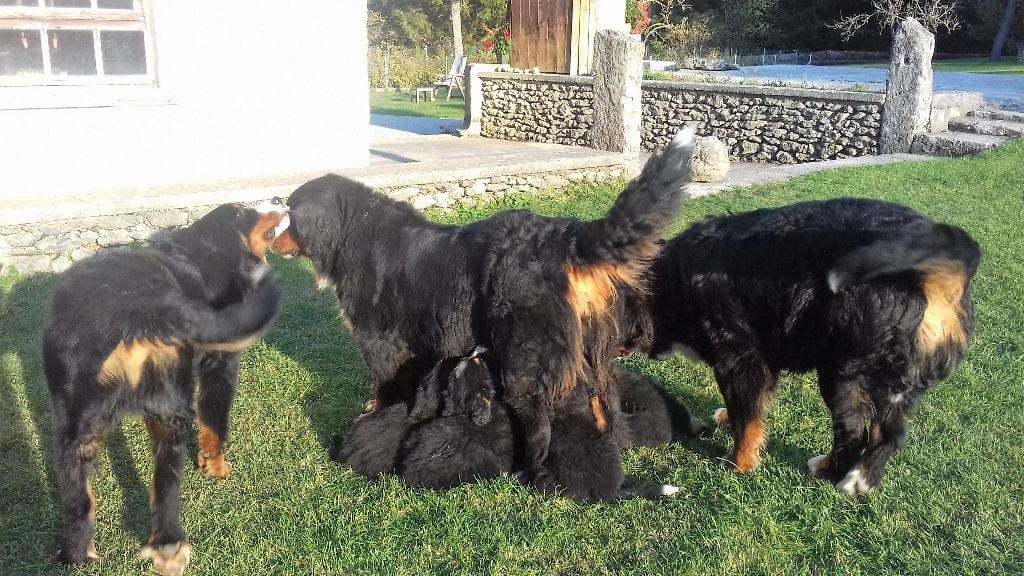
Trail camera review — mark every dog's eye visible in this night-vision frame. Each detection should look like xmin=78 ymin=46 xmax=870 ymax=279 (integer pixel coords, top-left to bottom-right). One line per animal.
xmin=271 ymin=196 xmax=284 ymax=205
xmin=263 ymin=230 xmax=275 ymax=240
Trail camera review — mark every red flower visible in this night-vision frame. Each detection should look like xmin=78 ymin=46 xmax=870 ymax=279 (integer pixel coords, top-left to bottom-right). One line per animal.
xmin=484 ymin=39 xmax=493 ymax=51
xmin=504 ymin=31 xmax=512 ymax=40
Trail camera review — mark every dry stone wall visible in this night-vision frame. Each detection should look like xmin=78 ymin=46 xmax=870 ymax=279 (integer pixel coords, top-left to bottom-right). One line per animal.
xmin=480 ymin=73 xmax=594 ymax=146
xmin=642 ymin=82 xmax=885 ymax=163
xmin=478 ymin=72 xmax=886 ymax=164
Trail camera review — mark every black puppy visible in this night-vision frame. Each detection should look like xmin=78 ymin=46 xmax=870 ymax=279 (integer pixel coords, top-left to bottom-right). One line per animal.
xmin=43 ymin=200 xmax=287 ymax=574
xmin=334 ymin=348 xmax=516 ymax=488
xmin=611 ymin=366 xmax=710 ymax=448
xmin=644 ymin=198 xmax=980 ymax=496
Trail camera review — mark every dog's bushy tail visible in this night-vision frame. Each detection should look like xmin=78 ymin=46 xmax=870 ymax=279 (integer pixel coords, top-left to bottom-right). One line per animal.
xmin=137 ymin=274 xmax=283 ymax=352
xmin=570 ymin=127 xmax=695 ymax=266
xmin=827 ymin=219 xmax=981 ymax=292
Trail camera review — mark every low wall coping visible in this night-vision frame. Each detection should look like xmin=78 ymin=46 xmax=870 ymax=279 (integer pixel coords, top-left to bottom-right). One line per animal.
xmin=641 ymin=80 xmax=887 ymax=104
xmin=477 ymin=72 xmax=596 ymax=86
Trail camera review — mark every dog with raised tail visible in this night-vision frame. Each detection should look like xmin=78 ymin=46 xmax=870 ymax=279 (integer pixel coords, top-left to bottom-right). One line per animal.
xmin=272 ymin=127 xmax=697 ymax=489
xmin=643 ymin=198 xmax=980 ymax=496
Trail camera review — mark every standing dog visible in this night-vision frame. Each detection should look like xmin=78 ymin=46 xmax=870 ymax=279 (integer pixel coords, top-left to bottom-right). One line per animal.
xmin=44 ymin=200 xmax=288 ymax=574
xmin=645 ymin=198 xmax=980 ymax=495
xmin=272 ymin=128 xmax=696 ymax=487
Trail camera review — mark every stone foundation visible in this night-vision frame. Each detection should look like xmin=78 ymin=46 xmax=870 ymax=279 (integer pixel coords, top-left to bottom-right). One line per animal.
xmin=1 ymin=165 xmax=624 ymax=275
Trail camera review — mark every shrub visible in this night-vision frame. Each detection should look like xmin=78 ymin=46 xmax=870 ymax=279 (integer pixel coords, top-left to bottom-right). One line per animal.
xmin=368 ymin=47 xmax=448 ymax=89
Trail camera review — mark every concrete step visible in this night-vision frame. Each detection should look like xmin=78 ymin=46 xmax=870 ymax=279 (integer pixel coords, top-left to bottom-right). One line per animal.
xmin=948 ymin=116 xmax=1024 ymax=137
xmin=969 ymin=108 xmax=1024 ymax=123
xmin=911 ymin=131 xmax=1008 ymax=157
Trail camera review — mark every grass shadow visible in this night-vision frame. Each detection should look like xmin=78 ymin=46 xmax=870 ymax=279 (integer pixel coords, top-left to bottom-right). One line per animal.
xmin=262 ymin=256 xmax=371 ymax=452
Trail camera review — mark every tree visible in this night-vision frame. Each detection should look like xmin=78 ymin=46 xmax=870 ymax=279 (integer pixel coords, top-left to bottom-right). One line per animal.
xmin=832 ymin=0 xmax=960 ymax=40
xmin=990 ymin=0 xmax=1018 ymax=60
xmin=451 ymin=0 xmax=464 ymax=57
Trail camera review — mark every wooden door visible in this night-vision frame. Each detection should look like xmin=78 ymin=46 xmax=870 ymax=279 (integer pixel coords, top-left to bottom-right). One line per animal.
xmin=510 ymin=0 xmax=572 ymax=73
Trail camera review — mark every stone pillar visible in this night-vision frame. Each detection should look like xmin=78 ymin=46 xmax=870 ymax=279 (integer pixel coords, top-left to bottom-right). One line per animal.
xmin=458 ymin=62 xmax=501 ymax=137
xmin=880 ymin=18 xmax=935 ymax=154
xmin=590 ymin=30 xmax=644 ymax=165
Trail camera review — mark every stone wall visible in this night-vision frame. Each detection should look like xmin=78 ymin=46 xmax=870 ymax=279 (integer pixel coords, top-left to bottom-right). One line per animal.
xmin=480 ymin=73 xmax=594 ymax=146
xmin=477 ymin=72 xmax=887 ymax=164
xmin=1 ymin=165 xmax=624 ymax=275
xmin=641 ymin=82 xmax=885 ymax=163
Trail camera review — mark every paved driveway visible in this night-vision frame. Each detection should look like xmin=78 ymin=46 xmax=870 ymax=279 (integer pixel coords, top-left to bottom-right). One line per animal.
xmin=703 ymin=64 xmax=1024 ymax=109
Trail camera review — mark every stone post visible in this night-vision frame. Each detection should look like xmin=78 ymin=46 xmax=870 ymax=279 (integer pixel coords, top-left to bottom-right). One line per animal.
xmin=880 ymin=18 xmax=935 ymax=154
xmin=590 ymin=30 xmax=644 ymax=167
xmin=458 ymin=62 xmax=501 ymax=137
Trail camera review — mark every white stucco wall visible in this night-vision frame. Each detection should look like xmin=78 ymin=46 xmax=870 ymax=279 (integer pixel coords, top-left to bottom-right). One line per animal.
xmin=0 ymin=0 xmax=369 ymax=199
xmin=597 ymin=0 xmax=629 ymax=33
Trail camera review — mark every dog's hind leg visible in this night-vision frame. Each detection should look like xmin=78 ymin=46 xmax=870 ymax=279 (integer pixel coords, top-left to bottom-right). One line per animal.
xmin=140 ymin=414 xmax=192 ymax=576
xmin=196 ymin=352 xmax=239 ymax=479
xmin=843 ymin=401 xmax=909 ymax=497
xmin=712 ymin=350 xmax=776 ymax=473
xmin=808 ymin=369 xmax=872 ymax=486
xmin=53 ymin=410 xmax=108 ymax=565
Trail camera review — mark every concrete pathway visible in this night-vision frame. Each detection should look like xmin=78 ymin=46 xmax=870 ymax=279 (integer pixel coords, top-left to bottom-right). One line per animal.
xmin=370 ymin=114 xmax=464 ymax=141
xmin=700 ymin=64 xmax=1024 ymax=110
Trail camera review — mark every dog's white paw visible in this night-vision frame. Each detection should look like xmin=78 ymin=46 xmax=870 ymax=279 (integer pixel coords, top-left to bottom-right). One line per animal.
xmin=139 ymin=541 xmax=191 ymax=576
xmin=657 ymin=484 xmax=680 ymax=497
xmin=835 ymin=467 xmax=874 ymax=497
xmin=712 ymin=407 xmax=729 ymax=426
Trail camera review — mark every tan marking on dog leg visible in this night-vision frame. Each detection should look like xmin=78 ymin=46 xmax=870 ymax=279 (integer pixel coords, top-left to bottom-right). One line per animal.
xmin=590 ymin=395 xmax=608 ymax=433
xmin=712 ymin=407 xmax=730 ymax=426
xmin=139 ymin=541 xmax=192 ymax=576
xmin=196 ymin=424 xmax=230 ymax=479
xmin=730 ymin=419 xmax=765 ymax=473
xmin=807 ymin=453 xmax=832 ymax=478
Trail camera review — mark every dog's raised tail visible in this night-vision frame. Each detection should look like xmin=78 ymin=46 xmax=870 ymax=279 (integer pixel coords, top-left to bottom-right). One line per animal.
xmin=827 ymin=219 xmax=981 ymax=293
xmin=571 ymin=126 xmax=695 ymax=265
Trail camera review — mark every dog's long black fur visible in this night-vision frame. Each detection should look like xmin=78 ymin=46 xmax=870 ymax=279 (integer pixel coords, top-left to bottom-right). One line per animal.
xmin=643 ymin=197 xmax=980 ymax=495
xmin=273 ymin=129 xmax=696 ymax=487
xmin=332 ymin=350 xmax=517 ymax=488
xmin=43 ymin=201 xmax=286 ymax=572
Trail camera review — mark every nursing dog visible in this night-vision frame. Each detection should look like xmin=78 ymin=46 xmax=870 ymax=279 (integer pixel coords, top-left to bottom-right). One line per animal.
xmin=272 ymin=128 xmax=696 ymax=487
xmin=43 ymin=200 xmax=288 ymax=574
xmin=644 ymin=198 xmax=980 ymax=496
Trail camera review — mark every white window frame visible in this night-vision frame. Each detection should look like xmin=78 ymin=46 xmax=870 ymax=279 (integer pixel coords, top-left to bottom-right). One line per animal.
xmin=0 ymin=0 xmax=157 ymax=87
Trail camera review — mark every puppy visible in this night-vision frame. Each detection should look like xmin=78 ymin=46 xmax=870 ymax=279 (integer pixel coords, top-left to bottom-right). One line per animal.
xmin=611 ymin=366 xmax=710 ymax=448
xmin=644 ymin=198 xmax=980 ymax=496
xmin=272 ymin=128 xmax=696 ymax=486
xmin=334 ymin=349 xmax=516 ymax=489
xmin=43 ymin=200 xmax=287 ymax=575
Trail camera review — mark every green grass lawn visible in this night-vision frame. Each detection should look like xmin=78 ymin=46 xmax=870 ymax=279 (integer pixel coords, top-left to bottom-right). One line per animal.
xmin=370 ymin=89 xmax=465 ymax=119
xmin=2 ymin=141 xmax=1024 ymax=575
xmin=849 ymin=56 xmax=1024 ymax=75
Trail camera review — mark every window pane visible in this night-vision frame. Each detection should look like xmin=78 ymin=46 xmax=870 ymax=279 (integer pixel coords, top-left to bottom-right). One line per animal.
xmin=0 ymin=29 xmax=43 ymax=76
xmin=46 ymin=0 xmax=92 ymax=7
xmin=0 ymin=0 xmax=42 ymax=5
xmin=97 ymin=0 xmax=134 ymax=8
xmin=101 ymin=29 xmax=144 ymax=74
xmin=49 ymin=29 xmax=96 ymax=75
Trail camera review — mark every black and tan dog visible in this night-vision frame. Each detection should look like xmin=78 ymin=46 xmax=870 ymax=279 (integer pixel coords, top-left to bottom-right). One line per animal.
xmin=643 ymin=198 xmax=980 ymax=496
xmin=43 ymin=199 xmax=288 ymax=574
xmin=272 ymin=128 xmax=696 ymax=488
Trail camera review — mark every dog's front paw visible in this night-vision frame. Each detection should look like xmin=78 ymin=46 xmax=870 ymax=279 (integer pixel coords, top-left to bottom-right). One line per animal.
xmin=140 ymin=541 xmax=191 ymax=576
xmin=57 ymin=539 xmax=101 ymax=565
xmin=834 ymin=466 xmax=876 ymax=497
xmin=806 ymin=454 xmax=831 ymax=479
xmin=197 ymin=450 xmax=231 ymax=479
